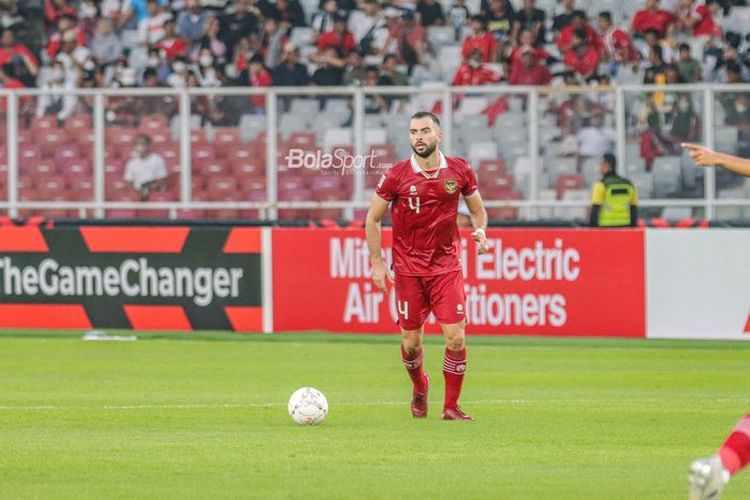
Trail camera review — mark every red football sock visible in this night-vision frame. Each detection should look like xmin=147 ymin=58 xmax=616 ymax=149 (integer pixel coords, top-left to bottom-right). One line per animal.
xmin=401 ymin=345 xmax=427 ymax=394
xmin=443 ymin=347 xmax=467 ymax=410
xmin=718 ymin=413 xmax=750 ymax=475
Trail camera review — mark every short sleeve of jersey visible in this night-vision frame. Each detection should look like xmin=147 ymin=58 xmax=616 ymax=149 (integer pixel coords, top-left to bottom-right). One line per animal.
xmin=591 ymin=182 xmax=605 ymax=204
xmin=462 ymin=161 xmax=479 ymax=197
xmin=375 ymin=168 xmax=399 ymax=202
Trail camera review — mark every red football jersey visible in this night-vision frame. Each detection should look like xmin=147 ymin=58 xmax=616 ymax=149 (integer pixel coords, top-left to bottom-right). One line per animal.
xmin=375 ymin=151 xmax=479 ymax=277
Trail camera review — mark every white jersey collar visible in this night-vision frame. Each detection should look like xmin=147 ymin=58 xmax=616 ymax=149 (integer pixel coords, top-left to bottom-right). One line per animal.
xmin=410 ymin=150 xmax=447 ymax=179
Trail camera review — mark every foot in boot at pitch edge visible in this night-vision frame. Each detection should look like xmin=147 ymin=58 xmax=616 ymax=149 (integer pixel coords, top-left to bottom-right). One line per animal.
xmin=411 ymin=374 xmax=429 ymax=418
xmin=442 ymin=405 xmax=474 ymax=421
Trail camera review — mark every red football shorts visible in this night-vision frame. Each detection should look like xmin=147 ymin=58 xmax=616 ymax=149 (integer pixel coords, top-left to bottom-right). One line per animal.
xmin=394 ymin=269 xmax=467 ymax=330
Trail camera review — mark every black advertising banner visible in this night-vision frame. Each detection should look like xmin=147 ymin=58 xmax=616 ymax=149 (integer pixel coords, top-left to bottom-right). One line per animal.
xmin=0 ymin=226 xmax=264 ymax=331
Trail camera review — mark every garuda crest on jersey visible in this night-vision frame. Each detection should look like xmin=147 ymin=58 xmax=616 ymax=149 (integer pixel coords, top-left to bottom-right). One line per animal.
xmin=444 ymin=179 xmax=458 ymax=194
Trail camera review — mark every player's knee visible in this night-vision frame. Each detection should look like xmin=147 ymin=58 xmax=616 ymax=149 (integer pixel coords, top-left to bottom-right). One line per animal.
xmin=401 ymin=328 xmax=422 ymax=350
xmin=443 ymin=325 xmax=466 ymax=351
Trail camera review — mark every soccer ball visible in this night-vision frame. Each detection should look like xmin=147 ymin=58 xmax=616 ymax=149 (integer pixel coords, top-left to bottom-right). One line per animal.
xmin=287 ymin=387 xmax=328 ymax=426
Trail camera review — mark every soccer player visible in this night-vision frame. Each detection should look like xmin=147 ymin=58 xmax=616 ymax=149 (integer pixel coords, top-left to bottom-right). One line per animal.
xmin=365 ymin=111 xmax=489 ymax=421
xmin=683 ymin=142 xmax=750 ymax=499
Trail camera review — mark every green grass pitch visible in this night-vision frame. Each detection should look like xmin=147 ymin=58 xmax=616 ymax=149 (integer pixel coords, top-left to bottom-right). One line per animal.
xmin=1 ymin=331 xmax=749 ymax=499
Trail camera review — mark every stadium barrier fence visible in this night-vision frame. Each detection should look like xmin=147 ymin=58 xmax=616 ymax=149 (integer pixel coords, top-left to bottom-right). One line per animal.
xmin=1 ymin=84 xmax=750 ymax=222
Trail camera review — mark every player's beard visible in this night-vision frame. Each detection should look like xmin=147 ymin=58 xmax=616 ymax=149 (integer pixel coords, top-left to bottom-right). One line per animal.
xmin=411 ymin=140 xmax=438 ymax=159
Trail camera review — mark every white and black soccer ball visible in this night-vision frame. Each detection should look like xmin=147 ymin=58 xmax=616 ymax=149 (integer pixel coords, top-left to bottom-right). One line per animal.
xmin=287 ymin=387 xmax=328 ymax=426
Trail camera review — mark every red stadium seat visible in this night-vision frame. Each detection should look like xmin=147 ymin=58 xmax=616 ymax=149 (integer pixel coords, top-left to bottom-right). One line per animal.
xmin=207 ymin=176 xmax=241 ymax=201
xmin=212 ymin=209 xmax=241 ymax=219
xmin=239 ymin=177 xmax=265 ymax=195
xmin=288 ymin=132 xmax=316 ymax=147
xmin=484 ymin=173 xmax=515 ymax=192
xmin=191 ymin=142 xmax=215 ymax=162
xmin=278 ymin=174 xmax=306 ymax=191
xmin=54 ymin=145 xmax=82 ymax=164
xmin=139 ymin=114 xmax=168 ymax=131
xmin=230 ymin=158 xmax=265 ymax=178
xmin=369 ymin=143 xmax=395 ymax=159
xmin=107 ymin=209 xmax=138 ymax=219
xmin=37 ymin=129 xmax=69 ymax=154
xmin=199 ymin=161 xmax=229 ymax=177
xmin=212 ymin=127 xmax=240 ymax=146
xmin=478 ymin=159 xmax=506 ymax=178
xmin=189 ymin=129 xmax=206 ymax=143
xmin=23 ymin=159 xmax=57 ymax=176
xmin=147 ymin=129 xmax=172 ymax=145
xmin=278 ymin=187 xmax=311 ymax=220
xmin=59 ymin=158 xmax=91 ymax=178
xmin=31 ymin=116 xmax=58 ymax=131
xmin=176 ymin=208 xmax=205 ymax=219
xmin=64 ymin=115 xmax=92 ymax=133
xmin=311 ymin=175 xmax=343 ymax=191
xmin=106 ymin=128 xmax=138 ymax=147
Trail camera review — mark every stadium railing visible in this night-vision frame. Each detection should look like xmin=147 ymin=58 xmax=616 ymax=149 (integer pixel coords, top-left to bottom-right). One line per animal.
xmin=0 ymin=84 xmax=749 ymax=222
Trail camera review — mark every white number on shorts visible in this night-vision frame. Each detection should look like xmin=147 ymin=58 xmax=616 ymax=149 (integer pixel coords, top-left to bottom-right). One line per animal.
xmin=397 ymin=299 xmax=409 ymax=320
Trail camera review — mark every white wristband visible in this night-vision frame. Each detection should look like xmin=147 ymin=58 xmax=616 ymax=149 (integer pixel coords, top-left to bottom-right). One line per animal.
xmin=474 ymin=228 xmax=486 ymax=237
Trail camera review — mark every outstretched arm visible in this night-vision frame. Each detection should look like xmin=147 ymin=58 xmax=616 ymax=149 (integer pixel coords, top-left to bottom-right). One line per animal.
xmin=682 ymin=143 xmax=750 ymax=177
xmin=464 ymin=192 xmax=489 ymax=254
xmin=365 ymin=193 xmax=394 ymax=293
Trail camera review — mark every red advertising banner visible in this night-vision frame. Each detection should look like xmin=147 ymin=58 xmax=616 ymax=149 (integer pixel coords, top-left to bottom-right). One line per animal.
xmin=273 ymin=228 xmax=645 ymax=337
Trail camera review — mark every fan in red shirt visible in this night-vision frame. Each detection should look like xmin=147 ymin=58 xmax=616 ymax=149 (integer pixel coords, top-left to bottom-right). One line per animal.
xmin=462 ymin=15 xmax=499 ymax=63
xmin=365 ymin=112 xmax=489 ymax=422
xmin=564 ymin=28 xmax=600 ymax=80
xmin=317 ymin=13 xmax=355 ymax=55
xmin=509 ymin=48 xmax=552 ymax=85
xmin=631 ymin=0 xmax=676 ymax=39
xmin=0 ymin=29 xmax=39 ymax=78
xmin=452 ymin=48 xmax=502 ymax=85
xmin=557 ymin=10 xmax=601 ymax=55
xmin=692 ymin=0 xmax=722 ymax=38
xmin=509 ymin=29 xmax=549 ymax=66
xmin=597 ymin=11 xmax=638 ymax=64
xmin=46 ymin=14 xmax=86 ymax=59
xmin=245 ymin=54 xmax=272 ymax=111
xmin=154 ymin=20 xmax=189 ymax=61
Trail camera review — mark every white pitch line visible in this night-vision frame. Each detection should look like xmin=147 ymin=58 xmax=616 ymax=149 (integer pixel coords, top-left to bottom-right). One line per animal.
xmin=0 ymin=398 xmax=743 ymax=411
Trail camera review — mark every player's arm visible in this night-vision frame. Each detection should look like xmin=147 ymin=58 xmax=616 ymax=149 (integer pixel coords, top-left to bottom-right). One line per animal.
xmin=464 ymin=191 xmax=489 ymax=254
xmin=682 ymin=143 xmax=750 ymax=177
xmin=365 ymin=193 xmax=394 ymax=293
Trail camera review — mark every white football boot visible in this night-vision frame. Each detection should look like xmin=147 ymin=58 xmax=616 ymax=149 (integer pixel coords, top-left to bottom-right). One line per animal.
xmin=688 ymin=455 xmax=730 ymax=500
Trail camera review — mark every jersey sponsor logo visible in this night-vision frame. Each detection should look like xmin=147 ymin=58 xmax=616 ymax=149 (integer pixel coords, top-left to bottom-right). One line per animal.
xmin=444 ymin=179 xmax=458 ymax=194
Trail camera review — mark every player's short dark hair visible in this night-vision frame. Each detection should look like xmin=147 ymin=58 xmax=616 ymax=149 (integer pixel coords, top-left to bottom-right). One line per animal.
xmin=573 ymin=28 xmax=587 ymax=41
xmin=602 ymin=153 xmax=616 ymax=172
xmin=598 ymin=11 xmax=611 ymax=23
xmin=411 ymin=111 xmax=441 ymax=129
xmin=678 ymin=43 xmax=690 ymax=52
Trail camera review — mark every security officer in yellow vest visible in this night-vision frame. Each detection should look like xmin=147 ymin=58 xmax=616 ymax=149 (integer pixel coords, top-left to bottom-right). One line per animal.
xmin=589 ymin=153 xmax=639 ymax=227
